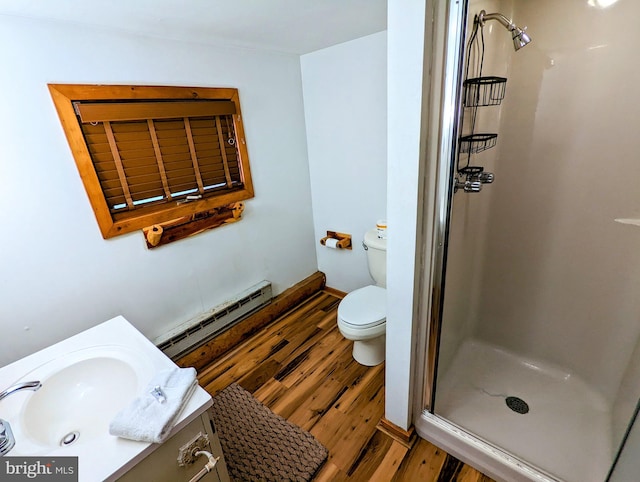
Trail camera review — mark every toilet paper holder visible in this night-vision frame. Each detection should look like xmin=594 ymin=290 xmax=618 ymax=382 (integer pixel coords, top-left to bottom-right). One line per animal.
xmin=320 ymin=231 xmax=352 ymax=250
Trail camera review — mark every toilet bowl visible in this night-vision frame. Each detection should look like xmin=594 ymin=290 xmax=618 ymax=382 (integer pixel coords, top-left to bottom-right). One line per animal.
xmin=337 ymin=229 xmax=387 ymax=366
xmin=338 ymin=285 xmax=386 ymax=366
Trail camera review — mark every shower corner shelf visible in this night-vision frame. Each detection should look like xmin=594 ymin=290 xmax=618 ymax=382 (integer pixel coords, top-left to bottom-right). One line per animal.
xmin=459 ymin=133 xmax=498 ymax=154
xmin=463 ymin=76 xmax=507 ymax=107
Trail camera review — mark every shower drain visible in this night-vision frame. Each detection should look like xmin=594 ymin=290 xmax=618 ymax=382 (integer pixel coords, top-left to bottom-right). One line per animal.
xmin=505 ymin=396 xmax=529 ymax=414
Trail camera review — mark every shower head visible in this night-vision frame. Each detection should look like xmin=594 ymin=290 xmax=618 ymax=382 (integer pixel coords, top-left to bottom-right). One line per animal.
xmin=512 ymin=27 xmax=532 ymax=51
xmin=477 ymin=10 xmax=531 ymax=51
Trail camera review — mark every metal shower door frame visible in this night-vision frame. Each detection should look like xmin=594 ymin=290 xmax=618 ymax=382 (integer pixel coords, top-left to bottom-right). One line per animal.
xmin=417 ymin=0 xmax=469 ymax=414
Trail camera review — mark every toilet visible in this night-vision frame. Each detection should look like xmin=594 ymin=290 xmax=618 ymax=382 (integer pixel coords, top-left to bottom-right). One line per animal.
xmin=337 ymin=229 xmax=387 ymax=366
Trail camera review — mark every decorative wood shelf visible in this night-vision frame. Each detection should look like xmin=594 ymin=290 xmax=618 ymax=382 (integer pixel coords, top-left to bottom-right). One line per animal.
xmin=143 ymin=202 xmax=245 ymax=249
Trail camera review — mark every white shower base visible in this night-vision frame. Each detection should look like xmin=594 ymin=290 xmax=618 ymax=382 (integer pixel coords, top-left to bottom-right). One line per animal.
xmin=434 ymin=339 xmax=612 ymax=482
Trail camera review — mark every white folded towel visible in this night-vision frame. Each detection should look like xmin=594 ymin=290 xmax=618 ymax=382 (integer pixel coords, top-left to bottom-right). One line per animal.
xmin=109 ymin=367 xmax=198 ymax=444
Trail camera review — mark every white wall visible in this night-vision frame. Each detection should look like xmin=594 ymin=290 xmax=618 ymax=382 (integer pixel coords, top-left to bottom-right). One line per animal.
xmin=301 ymin=32 xmax=387 ymax=293
xmin=0 ymin=15 xmax=317 ymax=366
xmin=385 ymin=0 xmax=428 ymax=429
xmin=302 ymin=11 xmax=428 ymax=431
xmin=302 ymin=21 xmax=423 ymax=431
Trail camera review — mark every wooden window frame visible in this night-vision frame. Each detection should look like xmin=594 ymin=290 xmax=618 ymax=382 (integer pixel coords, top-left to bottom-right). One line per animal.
xmin=49 ymin=84 xmax=254 ymax=239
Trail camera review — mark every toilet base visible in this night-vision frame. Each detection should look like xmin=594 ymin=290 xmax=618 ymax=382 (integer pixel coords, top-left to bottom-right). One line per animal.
xmin=352 ymin=335 xmax=385 ymax=366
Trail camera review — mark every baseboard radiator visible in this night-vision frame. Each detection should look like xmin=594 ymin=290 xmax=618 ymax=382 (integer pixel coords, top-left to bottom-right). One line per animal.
xmin=156 ymin=280 xmax=273 ymax=359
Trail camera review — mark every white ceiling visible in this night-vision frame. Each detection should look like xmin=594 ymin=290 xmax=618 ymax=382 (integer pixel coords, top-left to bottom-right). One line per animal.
xmin=0 ymin=0 xmax=387 ymax=54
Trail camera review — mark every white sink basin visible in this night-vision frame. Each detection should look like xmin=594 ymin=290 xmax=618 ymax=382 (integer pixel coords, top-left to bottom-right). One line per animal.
xmin=17 ymin=346 xmax=153 ymax=448
xmin=0 ymin=316 xmax=213 ymax=482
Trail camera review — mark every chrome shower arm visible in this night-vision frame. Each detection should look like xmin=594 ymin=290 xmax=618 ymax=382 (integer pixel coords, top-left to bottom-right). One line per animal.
xmin=476 ymin=9 xmax=531 ymax=51
xmin=477 ymin=10 xmax=516 ymax=32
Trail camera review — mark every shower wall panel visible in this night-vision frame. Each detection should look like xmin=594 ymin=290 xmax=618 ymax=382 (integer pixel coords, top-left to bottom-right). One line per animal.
xmin=437 ymin=0 xmax=511 ymax=377
xmin=472 ymin=0 xmax=640 ymax=404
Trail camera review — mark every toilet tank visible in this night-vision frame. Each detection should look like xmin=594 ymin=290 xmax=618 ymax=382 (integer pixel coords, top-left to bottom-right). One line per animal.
xmin=364 ymin=229 xmax=387 ymax=288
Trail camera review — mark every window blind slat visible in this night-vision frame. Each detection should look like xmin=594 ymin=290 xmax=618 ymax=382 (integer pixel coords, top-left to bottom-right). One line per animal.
xmin=105 ymin=194 xmax=126 ymax=207
xmin=166 ymin=181 xmax=200 ymax=194
xmin=129 ymin=184 xmax=166 ymax=201
xmin=110 ymin=140 xmax=154 ymax=152
xmin=123 ymin=172 xmax=166 ymax=188
xmin=149 ymin=144 xmax=190 ymax=156
xmin=119 ymin=150 xmax=157 ymax=161
xmin=165 ymin=173 xmax=197 ymax=193
xmin=153 ymin=121 xmax=189 ymax=132
xmin=191 ymin=128 xmax=217 ymax=137
xmin=164 ymin=167 xmax=197 ymax=180
xmin=156 ymin=136 xmax=190 ymax=148
xmin=161 ymin=159 xmax=199 ymax=171
xmin=90 ymin=152 xmax=119 ymax=164
xmin=194 ymin=149 xmax=223 ymax=160
xmin=94 ymin=156 xmax=154 ymax=170
xmin=76 ymin=101 xmax=237 ymax=123
xmin=110 ymin=122 xmax=151 ymax=134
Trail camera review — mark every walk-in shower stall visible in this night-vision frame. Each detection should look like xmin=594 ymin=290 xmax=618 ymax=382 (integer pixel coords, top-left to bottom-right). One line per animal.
xmin=416 ymin=1 xmax=640 ymax=481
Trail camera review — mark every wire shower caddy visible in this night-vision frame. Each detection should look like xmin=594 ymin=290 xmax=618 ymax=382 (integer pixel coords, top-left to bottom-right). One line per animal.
xmin=456 ymin=13 xmax=507 ymax=188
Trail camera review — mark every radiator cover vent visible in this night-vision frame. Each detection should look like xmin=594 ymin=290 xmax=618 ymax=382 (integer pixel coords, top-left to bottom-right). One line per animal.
xmin=156 ymin=280 xmax=272 ymax=359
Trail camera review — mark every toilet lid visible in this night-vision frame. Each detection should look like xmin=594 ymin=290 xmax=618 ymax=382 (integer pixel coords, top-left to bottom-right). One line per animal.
xmin=338 ymin=285 xmax=386 ymax=328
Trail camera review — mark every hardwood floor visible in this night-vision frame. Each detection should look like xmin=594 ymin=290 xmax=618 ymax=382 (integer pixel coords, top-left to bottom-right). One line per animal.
xmin=197 ymin=290 xmax=495 ymax=481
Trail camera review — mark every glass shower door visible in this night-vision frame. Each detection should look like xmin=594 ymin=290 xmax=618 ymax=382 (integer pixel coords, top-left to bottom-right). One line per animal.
xmin=428 ymin=1 xmax=640 ymax=481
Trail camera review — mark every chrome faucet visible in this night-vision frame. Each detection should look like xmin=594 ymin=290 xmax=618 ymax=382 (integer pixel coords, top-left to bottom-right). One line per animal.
xmin=0 ymin=381 xmax=42 ymax=455
xmin=0 ymin=381 xmax=42 ymax=402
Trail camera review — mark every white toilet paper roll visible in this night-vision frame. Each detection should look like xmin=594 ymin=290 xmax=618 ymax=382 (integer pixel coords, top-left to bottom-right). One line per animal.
xmin=325 ymin=238 xmax=339 ymax=249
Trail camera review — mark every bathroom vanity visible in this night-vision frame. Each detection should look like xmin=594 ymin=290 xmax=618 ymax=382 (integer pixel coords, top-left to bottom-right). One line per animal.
xmin=0 ymin=316 xmax=230 ymax=482
xmin=117 ymin=408 xmax=229 ymax=482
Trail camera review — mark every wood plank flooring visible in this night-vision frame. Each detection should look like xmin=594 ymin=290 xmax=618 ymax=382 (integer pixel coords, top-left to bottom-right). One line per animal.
xmin=197 ymin=290 xmax=495 ymax=481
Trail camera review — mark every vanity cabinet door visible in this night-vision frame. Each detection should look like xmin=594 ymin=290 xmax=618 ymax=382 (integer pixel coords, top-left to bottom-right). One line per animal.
xmin=116 ymin=409 xmax=230 ymax=482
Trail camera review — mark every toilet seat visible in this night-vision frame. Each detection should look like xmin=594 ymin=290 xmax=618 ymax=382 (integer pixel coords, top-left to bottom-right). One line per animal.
xmin=338 ymin=285 xmax=386 ymax=329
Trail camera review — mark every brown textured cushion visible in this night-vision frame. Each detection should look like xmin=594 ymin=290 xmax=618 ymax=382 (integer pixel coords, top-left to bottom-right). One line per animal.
xmin=211 ymin=383 xmax=328 ymax=481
